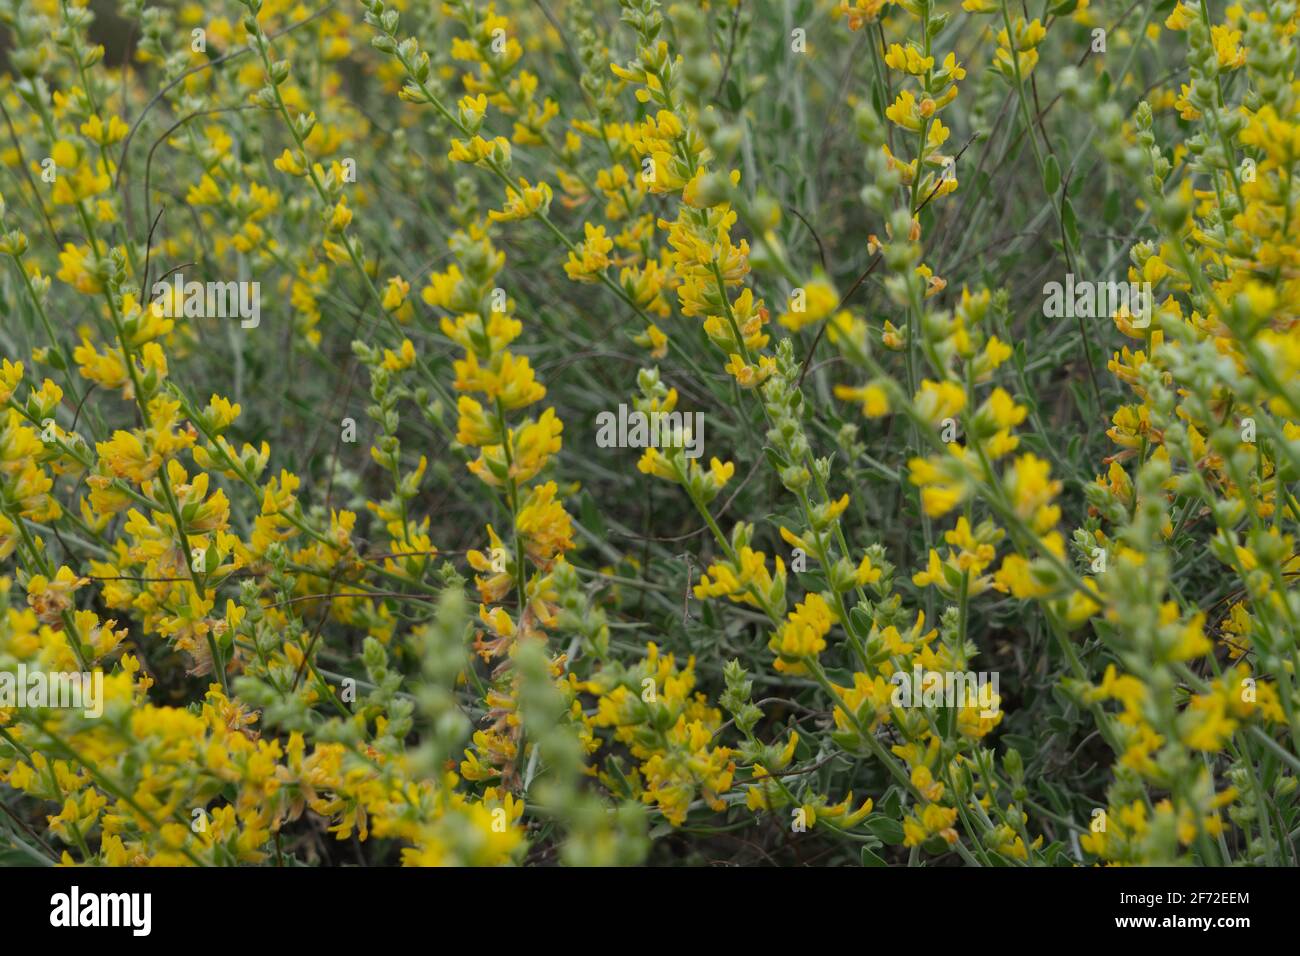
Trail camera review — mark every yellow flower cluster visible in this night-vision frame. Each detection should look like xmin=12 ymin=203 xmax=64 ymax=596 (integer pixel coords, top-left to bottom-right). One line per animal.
xmin=0 ymin=0 xmax=1294 ymax=872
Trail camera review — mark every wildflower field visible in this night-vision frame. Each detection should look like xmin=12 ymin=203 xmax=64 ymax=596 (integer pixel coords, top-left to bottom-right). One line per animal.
xmin=0 ymin=0 xmax=1297 ymax=871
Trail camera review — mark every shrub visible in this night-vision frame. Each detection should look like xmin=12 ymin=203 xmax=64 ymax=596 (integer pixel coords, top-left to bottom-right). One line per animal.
xmin=0 ymin=0 xmax=1296 ymax=866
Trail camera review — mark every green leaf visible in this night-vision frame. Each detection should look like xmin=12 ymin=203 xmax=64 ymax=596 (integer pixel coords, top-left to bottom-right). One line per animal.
xmin=831 ymin=730 xmax=861 ymax=751
xmin=1048 ymin=715 xmax=1074 ymax=735
xmin=861 ymin=846 xmax=889 ymax=866
xmin=725 ymin=80 xmax=742 ymax=111
xmin=0 ymin=845 xmax=46 ymax=866
xmin=867 ymin=814 xmax=906 ymax=845
xmin=579 ymin=491 xmax=606 ymax=537
xmin=1063 ymin=198 xmax=1080 ymax=249
xmin=922 ymin=835 xmax=949 ymax=856
xmin=764 ymin=446 xmax=790 ymax=471
xmin=1043 ymin=842 xmax=1073 ymax=865
xmin=1103 ymin=188 xmax=1121 ymax=224
xmin=1002 ymin=734 xmax=1038 ymax=755
xmin=1043 ymin=154 xmax=1060 ymax=195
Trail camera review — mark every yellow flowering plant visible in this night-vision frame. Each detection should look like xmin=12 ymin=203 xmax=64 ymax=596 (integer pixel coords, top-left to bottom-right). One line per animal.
xmin=0 ymin=0 xmax=1294 ymax=873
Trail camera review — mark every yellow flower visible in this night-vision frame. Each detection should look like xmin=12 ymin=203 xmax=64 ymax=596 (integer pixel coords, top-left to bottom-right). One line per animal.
xmin=1004 ymin=453 xmax=1061 ymax=532
xmin=903 ymin=803 xmax=960 ymax=847
xmin=777 ymin=276 xmax=837 ymax=332
xmin=448 ymin=135 xmax=511 ymax=167
xmin=0 ymin=359 xmax=22 ymax=404
xmin=884 ymin=43 xmax=934 ymax=76
xmin=327 ymin=198 xmax=353 ymax=233
xmin=516 ymin=481 xmax=573 ymax=568
xmin=836 ymin=381 xmax=888 ymax=417
xmin=382 ymin=276 xmax=410 ymax=312
xmin=381 ymin=339 xmax=417 ymax=371
xmin=563 ymin=223 xmax=614 ymax=282
xmin=186 ymin=174 xmax=223 ymax=206
xmin=489 ymin=178 xmax=553 ymax=223
xmin=913 ymin=379 xmax=966 ymax=425
xmin=272 ymin=148 xmax=306 ymax=176
xmin=768 ymin=593 xmax=836 ymax=674
xmin=57 ymin=244 xmax=102 ymax=295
